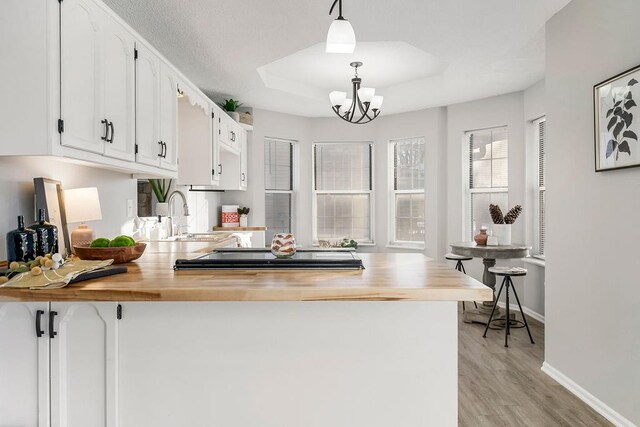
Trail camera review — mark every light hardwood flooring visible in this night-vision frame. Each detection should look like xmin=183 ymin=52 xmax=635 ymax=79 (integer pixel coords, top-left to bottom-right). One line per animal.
xmin=458 ymin=304 xmax=612 ymax=426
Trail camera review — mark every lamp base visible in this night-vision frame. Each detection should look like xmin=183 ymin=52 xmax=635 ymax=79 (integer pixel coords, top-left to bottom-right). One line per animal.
xmin=71 ymin=224 xmax=96 ymax=253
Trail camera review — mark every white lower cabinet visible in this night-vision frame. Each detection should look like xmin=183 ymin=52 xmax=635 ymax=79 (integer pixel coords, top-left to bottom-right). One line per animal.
xmin=50 ymin=302 xmax=119 ymax=427
xmin=0 ymin=302 xmax=49 ymax=427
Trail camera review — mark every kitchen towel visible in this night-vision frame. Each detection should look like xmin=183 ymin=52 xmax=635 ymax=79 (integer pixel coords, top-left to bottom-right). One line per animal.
xmin=1 ymin=259 xmax=114 ymax=289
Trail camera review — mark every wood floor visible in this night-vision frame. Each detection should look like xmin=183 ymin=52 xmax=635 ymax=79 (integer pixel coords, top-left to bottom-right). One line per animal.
xmin=458 ymin=304 xmax=612 ymax=426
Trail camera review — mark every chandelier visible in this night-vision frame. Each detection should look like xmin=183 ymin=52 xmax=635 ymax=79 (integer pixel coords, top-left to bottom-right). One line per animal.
xmin=329 ymin=62 xmax=383 ymax=124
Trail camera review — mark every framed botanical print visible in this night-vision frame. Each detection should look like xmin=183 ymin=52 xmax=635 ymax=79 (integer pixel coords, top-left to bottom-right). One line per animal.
xmin=594 ymin=64 xmax=640 ymax=172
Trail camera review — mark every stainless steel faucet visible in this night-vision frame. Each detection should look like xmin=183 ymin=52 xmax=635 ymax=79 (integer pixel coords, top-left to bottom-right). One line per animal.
xmin=167 ymin=190 xmax=190 ymax=237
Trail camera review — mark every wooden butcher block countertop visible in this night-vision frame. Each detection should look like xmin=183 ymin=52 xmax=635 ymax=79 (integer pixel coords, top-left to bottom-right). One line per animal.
xmin=0 ymin=242 xmax=492 ymax=302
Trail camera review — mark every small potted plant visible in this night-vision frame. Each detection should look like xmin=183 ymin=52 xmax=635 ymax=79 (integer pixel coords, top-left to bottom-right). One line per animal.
xmin=222 ymin=98 xmax=243 ymax=122
xmin=237 ymin=207 xmax=250 ymax=227
xmin=489 ymin=204 xmax=522 ymax=245
xmin=149 ymin=179 xmax=172 ymax=217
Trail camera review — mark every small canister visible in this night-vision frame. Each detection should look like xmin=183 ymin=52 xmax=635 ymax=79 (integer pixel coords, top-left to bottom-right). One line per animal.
xmin=221 ymin=205 xmax=240 ymax=227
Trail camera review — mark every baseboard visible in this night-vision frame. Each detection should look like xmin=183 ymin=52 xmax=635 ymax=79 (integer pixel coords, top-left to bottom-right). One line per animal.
xmin=541 ymin=362 xmax=636 ymax=427
xmin=495 ymin=302 xmax=545 ymax=324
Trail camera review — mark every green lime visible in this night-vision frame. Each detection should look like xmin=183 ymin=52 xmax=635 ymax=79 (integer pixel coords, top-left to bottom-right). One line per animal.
xmin=109 ymin=236 xmax=136 ymax=247
xmin=90 ymin=238 xmax=111 ymax=248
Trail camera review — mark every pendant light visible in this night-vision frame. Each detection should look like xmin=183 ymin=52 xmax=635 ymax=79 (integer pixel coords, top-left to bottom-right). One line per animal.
xmin=326 ymin=0 xmax=356 ymax=53
xmin=329 ymin=62 xmax=383 ymax=124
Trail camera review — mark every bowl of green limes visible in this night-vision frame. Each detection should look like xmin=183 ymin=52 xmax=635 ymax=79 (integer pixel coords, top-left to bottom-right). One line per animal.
xmin=74 ymin=235 xmax=146 ymax=264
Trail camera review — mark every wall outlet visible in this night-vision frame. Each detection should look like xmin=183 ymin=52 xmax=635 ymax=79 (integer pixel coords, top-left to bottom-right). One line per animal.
xmin=127 ymin=199 xmax=134 ymax=218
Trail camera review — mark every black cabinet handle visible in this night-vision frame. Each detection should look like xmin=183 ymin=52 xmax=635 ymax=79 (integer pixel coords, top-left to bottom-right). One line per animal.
xmin=158 ymin=141 xmax=164 ymax=157
xmin=241 ymin=172 xmax=245 ymax=182
xmin=218 ymin=163 xmax=222 ymax=174
xmin=49 ymin=311 xmax=58 ymax=339
xmin=35 ymin=310 xmax=44 ymax=338
xmin=162 ymin=142 xmax=167 ymax=158
xmin=107 ymin=121 xmax=114 ymax=143
xmin=101 ymin=119 xmax=108 ymax=141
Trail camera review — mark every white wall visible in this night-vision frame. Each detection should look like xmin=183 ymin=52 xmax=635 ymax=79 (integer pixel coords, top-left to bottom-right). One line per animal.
xmin=0 ymin=156 xmax=137 ymax=260
xmin=545 ymin=0 xmax=640 ymax=424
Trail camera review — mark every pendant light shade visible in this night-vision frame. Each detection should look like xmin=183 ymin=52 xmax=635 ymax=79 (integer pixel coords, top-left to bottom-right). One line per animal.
xmin=326 ymin=0 xmax=356 ymax=53
xmin=370 ymin=95 xmax=384 ymax=110
xmin=357 ymin=87 xmax=375 ymax=103
xmin=326 ymin=19 xmax=356 ymax=53
xmin=329 ymin=90 xmax=347 ymax=107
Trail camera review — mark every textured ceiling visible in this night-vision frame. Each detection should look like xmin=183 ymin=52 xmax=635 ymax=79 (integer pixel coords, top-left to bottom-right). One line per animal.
xmin=102 ymin=0 xmax=571 ymax=117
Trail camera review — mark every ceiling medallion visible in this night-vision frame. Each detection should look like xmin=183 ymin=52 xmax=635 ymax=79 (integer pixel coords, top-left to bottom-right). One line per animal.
xmin=326 ymin=0 xmax=356 ymax=53
xmin=329 ymin=62 xmax=383 ymax=124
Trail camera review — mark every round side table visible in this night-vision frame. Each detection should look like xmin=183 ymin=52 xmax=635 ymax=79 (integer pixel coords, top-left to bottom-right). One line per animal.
xmin=450 ymin=242 xmax=530 ymax=325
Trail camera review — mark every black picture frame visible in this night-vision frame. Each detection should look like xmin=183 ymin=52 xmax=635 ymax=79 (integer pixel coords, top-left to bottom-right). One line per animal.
xmin=34 ymin=177 xmax=71 ymax=257
xmin=593 ymin=63 xmax=640 ymax=172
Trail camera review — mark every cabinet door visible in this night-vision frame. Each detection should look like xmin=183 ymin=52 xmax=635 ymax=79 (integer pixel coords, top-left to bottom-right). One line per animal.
xmin=0 ymin=302 xmax=49 ymax=427
xmin=60 ymin=0 xmax=104 ymax=154
xmin=240 ymin=131 xmax=248 ymax=190
xmin=102 ymin=16 xmax=135 ymax=161
xmin=159 ymin=62 xmax=178 ymax=171
xmin=135 ymin=44 xmax=162 ymax=167
xmin=212 ymin=110 xmax=221 ymax=185
xmin=218 ymin=114 xmax=231 ymax=148
xmin=50 ymin=302 xmax=118 ymax=427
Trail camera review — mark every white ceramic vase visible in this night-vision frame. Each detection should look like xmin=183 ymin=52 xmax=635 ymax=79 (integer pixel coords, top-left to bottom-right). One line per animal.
xmin=492 ymin=224 xmax=512 ymax=245
xmin=239 ymin=214 xmax=248 ymax=228
xmin=228 ymin=111 xmax=240 ymax=122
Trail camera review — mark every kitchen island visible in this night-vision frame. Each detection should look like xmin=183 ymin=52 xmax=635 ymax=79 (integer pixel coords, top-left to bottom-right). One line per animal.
xmin=0 ymin=242 xmax=491 ymax=427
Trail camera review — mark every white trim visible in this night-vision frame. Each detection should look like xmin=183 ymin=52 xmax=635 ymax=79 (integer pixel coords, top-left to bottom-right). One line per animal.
xmin=386 ymin=244 xmax=425 ymax=251
xmin=496 ymin=302 xmax=545 ymax=324
xmin=522 ymin=257 xmax=546 ymax=268
xmin=541 ymin=362 xmax=636 ymax=427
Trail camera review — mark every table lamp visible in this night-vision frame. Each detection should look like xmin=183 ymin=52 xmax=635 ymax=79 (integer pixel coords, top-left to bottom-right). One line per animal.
xmin=64 ymin=187 xmax=103 ymax=251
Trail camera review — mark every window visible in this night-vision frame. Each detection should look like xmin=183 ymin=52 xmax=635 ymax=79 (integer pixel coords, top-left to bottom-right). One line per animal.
xmin=466 ymin=126 xmax=508 ymax=238
xmin=389 ymin=137 xmax=425 ymax=247
xmin=313 ymin=142 xmax=373 ymax=243
xmin=264 ymin=138 xmax=294 ymax=244
xmin=535 ymin=117 xmax=546 ymax=256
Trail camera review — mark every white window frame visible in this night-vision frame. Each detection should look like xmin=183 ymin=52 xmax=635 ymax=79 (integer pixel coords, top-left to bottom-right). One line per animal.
xmin=464 ymin=126 xmax=509 ymax=240
xmin=312 ymin=141 xmax=375 ymax=245
xmin=264 ymin=138 xmax=296 ymax=245
xmin=388 ymin=137 xmax=426 ymax=250
xmin=534 ymin=117 xmax=546 ymax=258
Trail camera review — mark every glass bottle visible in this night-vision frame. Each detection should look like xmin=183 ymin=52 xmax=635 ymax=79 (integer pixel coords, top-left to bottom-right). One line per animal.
xmin=30 ymin=208 xmax=58 ymax=256
xmin=6 ymin=215 xmax=37 ymax=263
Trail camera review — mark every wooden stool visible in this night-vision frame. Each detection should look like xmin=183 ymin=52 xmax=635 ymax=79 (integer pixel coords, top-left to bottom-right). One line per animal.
xmin=483 ymin=267 xmax=535 ymax=347
xmin=445 ymin=254 xmax=477 ymax=313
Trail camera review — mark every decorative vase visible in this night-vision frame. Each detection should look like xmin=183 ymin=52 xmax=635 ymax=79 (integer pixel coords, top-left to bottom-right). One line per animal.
xmin=155 ymin=202 xmax=169 ymax=217
xmin=30 ymin=208 xmax=58 ymax=256
xmin=271 ymin=233 xmax=296 ymax=258
xmin=6 ymin=215 xmax=37 ymax=263
xmin=221 ymin=205 xmax=240 ymax=227
xmin=228 ymin=111 xmax=240 ymax=122
xmin=492 ymin=224 xmax=512 ymax=245
xmin=239 ymin=214 xmax=248 ymax=228
xmin=474 ymin=227 xmax=488 ymax=246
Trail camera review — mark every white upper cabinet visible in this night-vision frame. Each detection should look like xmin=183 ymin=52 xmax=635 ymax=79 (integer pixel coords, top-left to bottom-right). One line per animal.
xmin=158 ymin=62 xmax=179 ymax=171
xmin=240 ymin=130 xmax=248 ymax=190
xmin=60 ymin=0 xmax=104 ymax=154
xmin=0 ymin=302 xmax=50 ymax=427
xmin=102 ymin=15 xmax=136 ymax=161
xmin=135 ymin=43 xmax=162 ymax=168
xmin=50 ymin=302 xmax=118 ymax=427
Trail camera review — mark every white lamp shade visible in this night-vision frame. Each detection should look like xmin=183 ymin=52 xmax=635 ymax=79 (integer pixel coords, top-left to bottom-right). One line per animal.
xmin=326 ymin=19 xmax=356 ymax=53
xmin=357 ymin=87 xmax=375 ymax=103
xmin=329 ymin=90 xmax=347 ymax=107
xmin=64 ymin=187 xmax=103 ymax=223
xmin=370 ymin=95 xmax=384 ymax=110
xmin=339 ymin=99 xmax=353 ymax=115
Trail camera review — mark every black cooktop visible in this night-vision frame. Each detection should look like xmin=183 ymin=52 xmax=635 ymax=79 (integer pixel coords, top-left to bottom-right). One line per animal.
xmin=174 ymin=248 xmax=364 ymax=270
